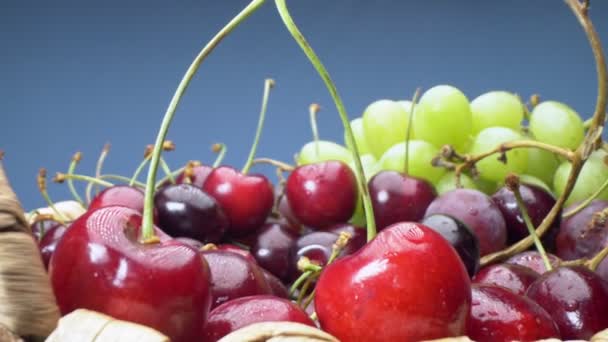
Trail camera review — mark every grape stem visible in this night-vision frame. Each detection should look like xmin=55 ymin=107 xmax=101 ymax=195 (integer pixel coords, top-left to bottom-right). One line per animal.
xmin=274 ymin=0 xmax=377 ymax=241
xmin=242 ymin=78 xmax=275 ymax=174
xmin=563 ymin=175 xmax=608 ymax=218
xmin=140 ymin=0 xmax=267 ymax=243
xmin=480 ymin=0 xmax=607 ymax=266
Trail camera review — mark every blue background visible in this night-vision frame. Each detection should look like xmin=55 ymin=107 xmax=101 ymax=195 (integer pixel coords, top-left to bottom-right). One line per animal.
xmin=2 ymin=0 xmax=607 ymax=211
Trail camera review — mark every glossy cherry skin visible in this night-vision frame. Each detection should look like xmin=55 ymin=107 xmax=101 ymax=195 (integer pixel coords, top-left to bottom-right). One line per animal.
xmin=175 ymin=165 xmax=213 ymax=188
xmin=472 ymin=263 xmax=540 ymax=295
xmin=214 ymin=244 xmax=258 ymax=265
xmin=49 ymin=206 xmax=212 ymax=342
xmin=202 ymin=166 xmax=274 ymax=237
xmin=556 ymin=200 xmax=608 ymax=261
xmin=421 ymin=214 xmax=480 ymax=277
xmin=38 ymin=223 xmax=68 ymax=269
xmin=260 ymin=268 xmax=289 ymax=298
xmin=154 ymin=183 xmax=228 ymax=243
xmin=467 ymin=284 xmax=560 ymax=342
xmin=424 ymin=188 xmax=507 ymax=256
xmin=505 ymin=251 xmax=562 ymax=274
xmin=368 ymin=170 xmax=436 ymax=231
xmin=526 ymin=266 xmax=608 ymax=340
xmin=314 ymin=222 xmax=471 ymax=341
xmin=491 ymin=183 xmax=558 ymax=247
xmin=202 ymin=295 xmax=315 ymax=342
xmin=251 ymin=221 xmax=298 ymax=281
xmin=200 ymin=250 xmax=273 ymax=309
xmin=285 ymin=160 xmax=357 ymax=229
xmin=88 ymin=185 xmax=145 ymax=213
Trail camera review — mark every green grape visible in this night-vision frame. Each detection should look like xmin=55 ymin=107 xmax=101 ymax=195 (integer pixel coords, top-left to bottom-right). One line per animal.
xmin=474 ymin=176 xmax=500 ymax=195
xmin=470 ymin=91 xmax=524 ymax=134
xmin=347 ymin=154 xmax=381 ymax=227
xmin=344 ymin=117 xmax=372 ymax=155
xmin=296 ymin=140 xmax=352 ymax=165
xmin=529 ymin=101 xmax=584 ymax=150
xmin=362 ymin=99 xmax=412 ymax=159
xmin=435 ymin=172 xmax=477 ymax=195
xmin=378 ymin=140 xmax=444 ymax=184
xmin=412 ymin=85 xmax=472 ymax=151
xmin=469 ymin=127 xmax=528 ymax=183
xmin=519 ymin=175 xmax=552 ymax=193
xmin=553 ymin=150 xmax=608 ymax=206
xmin=525 ymin=147 xmax=560 ymax=186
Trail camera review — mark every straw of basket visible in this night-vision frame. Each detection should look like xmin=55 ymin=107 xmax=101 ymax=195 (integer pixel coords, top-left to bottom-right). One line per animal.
xmin=217 ymin=321 xmax=339 ymax=342
xmin=45 ymin=309 xmax=169 ymax=342
xmin=0 ymin=162 xmax=61 ymax=338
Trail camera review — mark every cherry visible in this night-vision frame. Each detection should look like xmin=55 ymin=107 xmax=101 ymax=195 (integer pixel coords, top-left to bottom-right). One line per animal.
xmin=526 ymin=266 xmax=608 ymax=340
xmin=202 ymin=295 xmax=315 ymax=342
xmin=202 ymin=166 xmax=274 ymax=237
xmin=260 ymin=268 xmax=289 ymax=298
xmin=556 ymin=199 xmax=608 ymax=261
xmin=492 ymin=183 xmax=559 ymax=247
xmin=175 ymin=164 xmax=213 ymax=188
xmin=327 ymin=223 xmax=367 ymax=253
xmin=88 ymin=185 xmax=145 ymax=213
xmin=421 ymin=214 xmax=480 ymax=277
xmin=154 ymin=183 xmax=228 ymax=243
xmin=250 ymin=221 xmax=298 ymax=281
xmin=49 ymin=206 xmax=212 ymax=342
xmin=38 ymin=223 xmax=68 ymax=270
xmin=314 ymin=222 xmax=471 ymax=341
xmin=424 ymin=188 xmax=507 ymax=256
xmin=472 ymin=263 xmax=540 ymax=295
xmin=31 ymin=219 xmax=63 ymax=241
xmin=467 ymin=284 xmax=560 ymax=342
xmin=175 ymin=237 xmax=204 ymax=250
xmin=200 ymin=249 xmax=273 ymax=309
xmin=368 ymin=170 xmax=436 ymax=231
xmin=285 ymin=160 xmax=357 ymax=229
xmin=214 ymin=244 xmax=257 ymax=265
xmin=505 ymin=250 xmax=562 ymax=274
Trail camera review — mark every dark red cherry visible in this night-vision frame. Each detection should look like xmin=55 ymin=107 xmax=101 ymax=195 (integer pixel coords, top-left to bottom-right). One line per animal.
xmin=175 ymin=165 xmax=213 ymax=188
xmin=327 ymin=223 xmax=367 ymax=253
xmin=251 ymin=221 xmax=298 ymax=281
xmin=421 ymin=214 xmax=480 ymax=277
xmin=368 ymin=170 xmax=436 ymax=230
xmin=49 ymin=206 xmax=212 ymax=342
xmin=88 ymin=185 xmax=145 ymax=213
xmin=526 ymin=266 xmax=608 ymax=340
xmin=202 ymin=166 xmax=274 ymax=237
xmin=556 ymin=200 xmax=608 ymax=261
xmin=154 ymin=183 xmax=227 ymax=243
xmin=492 ymin=183 xmax=559 ymax=247
xmin=424 ymin=188 xmax=507 ymax=256
xmin=31 ymin=219 xmax=63 ymax=241
xmin=285 ymin=160 xmax=357 ymax=229
xmin=200 ymin=249 xmax=273 ymax=309
xmin=260 ymin=268 xmax=289 ymax=299
xmin=202 ymin=295 xmax=315 ymax=342
xmin=38 ymin=224 xmax=68 ymax=270
xmin=472 ymin=263 xmax=540 ymax=295
xmin=467 ymin=284 xmax=560 ymax=342
xmin=174 ymin=237 xmax=204 ymax=250
xmin=505 ymin=251 xmax=562 ymax=274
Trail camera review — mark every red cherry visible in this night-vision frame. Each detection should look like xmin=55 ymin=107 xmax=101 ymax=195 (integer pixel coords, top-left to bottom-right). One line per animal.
xmin=368 ymin=170 xmax=436 ymax=231
xmin=200 ymin=249 xmax=273 ymax=309
xmin=49 ymin=206 xmax=212 ymax=342
xmin=88 ymin=185 xmax=145 ymax=213
xmin=472 ymin=263 xmax=540 ymax=295
xmin=215 ymin=243 xmax=258 ymax=265
xmin=202 ymin=295 xmax=315 ymax=342
xmin=467 ymin=284 xmax=560 ymax=342
xmin=202 ymin=166 xmax=274 ymax=237
xmin=505 ymin=251 xmax=562 ymax=274
xmin=285 ymin=160 xmax=357 ymax=229
xmin=314 ymin=222 xmax=471 ymax=341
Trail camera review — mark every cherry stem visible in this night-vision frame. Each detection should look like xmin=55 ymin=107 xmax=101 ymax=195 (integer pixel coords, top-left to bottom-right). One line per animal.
xmin=37 ymin=168 xmax=67 ymax=224
xmin=481 ymin=0 xmax=607 ymax=266
xmin=252 ymin=157 xmax=295 ymax=171
xmin=212 ymin=143 xmax=227 ymax=168
xmin=101 ymin=174 xmax=145 ymax=188
xmin=130 ymin=156 xmax=151 ymax=187
xmin=506 ymin=174 xmax=553 ymax=272
xmin=160 ymin=158 xmax=175 ymax=184
xmin=586 ymin=244 xmax=608 ymax=271
xmin=274 ymin=0 xmax=377 ymax=241
xmin=309 ymin=103 xmax=321 ymax=159
xmin=140 ymin=0 xmax=266 ymax=243
xmin=94 ymin=143 xmax=110 ymax=196
xmin=55 ymin=172 xmax=114 ymax=188
xmin=563 ymin=175 xmax=608 ymax=218
xmin=289 ymin=270 xmax=314 ymax=297
xmin=403 ymin=88 xmax=421 ymax=175
xmin=66 ymin=152 xmax=84 ymax=206
xmin=242 ymin=78 xmax=275 ymax=174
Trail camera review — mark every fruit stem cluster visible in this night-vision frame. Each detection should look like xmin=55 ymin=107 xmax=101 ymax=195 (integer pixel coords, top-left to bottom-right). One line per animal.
xmin=242 ymin=78 xmax=275 ymax=174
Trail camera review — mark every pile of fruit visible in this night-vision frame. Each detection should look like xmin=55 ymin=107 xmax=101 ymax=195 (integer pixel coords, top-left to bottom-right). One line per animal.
xmin=9 ymin=0 xmax=608 ymax=341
